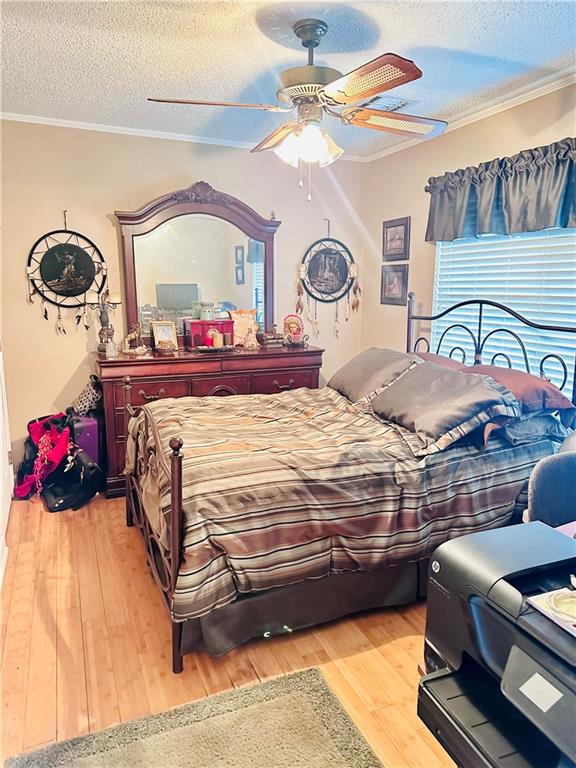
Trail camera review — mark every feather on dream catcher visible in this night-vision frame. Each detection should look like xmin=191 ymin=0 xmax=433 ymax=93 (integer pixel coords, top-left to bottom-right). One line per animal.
xmin=296 ymin=220 xmax=361 ymax=338
xmin=26 ymin=212 xmax=107 ymax=334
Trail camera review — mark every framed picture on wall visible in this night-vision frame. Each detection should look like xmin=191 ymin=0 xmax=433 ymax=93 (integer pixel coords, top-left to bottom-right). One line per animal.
xmin=235 ymin=265 xmax=245 ymax=285
xmin=235 ymin=245 xmax=245 ymax=266
xmin=380 ymin=264 xmax=408 ymax=306
xmin=382 ymin=217 xmax=410 ymax=261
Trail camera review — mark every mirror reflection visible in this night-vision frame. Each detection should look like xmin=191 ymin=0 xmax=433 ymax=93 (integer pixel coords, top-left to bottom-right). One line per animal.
xmin=134 ymin=214 xmax=265 ymax=334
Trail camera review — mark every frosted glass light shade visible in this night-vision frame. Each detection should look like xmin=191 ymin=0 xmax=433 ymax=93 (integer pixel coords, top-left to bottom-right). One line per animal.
xmin=273 ymin=125 xmax=343 ymax=167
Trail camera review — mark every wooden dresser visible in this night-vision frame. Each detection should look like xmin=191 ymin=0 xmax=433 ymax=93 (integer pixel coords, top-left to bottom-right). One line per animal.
xmin=96 ymin=345 xmax=324 ymax=497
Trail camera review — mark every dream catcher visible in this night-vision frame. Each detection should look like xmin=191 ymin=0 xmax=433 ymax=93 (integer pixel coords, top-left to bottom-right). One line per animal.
xmin=296 ymin=221 xmax=361 ymax=338
xmin=26 ymin=213 xmax=107 ymax=334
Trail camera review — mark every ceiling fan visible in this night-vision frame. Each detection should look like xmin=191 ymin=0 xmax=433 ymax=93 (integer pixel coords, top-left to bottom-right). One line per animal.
xmin=149 ymin=19 xmax=447 ymax=168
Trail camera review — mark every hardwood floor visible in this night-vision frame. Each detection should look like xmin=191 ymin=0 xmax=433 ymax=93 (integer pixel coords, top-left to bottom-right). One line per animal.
xmin=1 ymin=497 xmax=454 ymax=767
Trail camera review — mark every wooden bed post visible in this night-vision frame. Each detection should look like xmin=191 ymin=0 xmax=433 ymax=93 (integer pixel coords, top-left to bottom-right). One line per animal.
xmin=122 ymin=376 xmax=134 ymax=527
xmin=169 ymin=436 xmax=184 ymax=674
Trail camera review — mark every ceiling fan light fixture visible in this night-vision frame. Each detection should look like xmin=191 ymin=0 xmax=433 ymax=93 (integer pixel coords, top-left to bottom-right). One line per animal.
xmin=273 ymin=124 xmax=343 ymax=167
xmin=273 ymin=132 xmax=301 ymax=167
xmin=298 ymin=123 xmax=329 ymax=163
xmin=319 ymin=132 xmax=344 ymax=167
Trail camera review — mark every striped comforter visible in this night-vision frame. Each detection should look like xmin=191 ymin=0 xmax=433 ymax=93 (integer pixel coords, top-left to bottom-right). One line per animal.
xmin=125 ymin=386 xmax=554 ymax=621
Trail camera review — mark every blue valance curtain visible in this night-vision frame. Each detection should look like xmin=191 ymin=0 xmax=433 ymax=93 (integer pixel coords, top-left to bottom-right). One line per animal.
xmin=425 ymin=137 xmax=576 ymax=242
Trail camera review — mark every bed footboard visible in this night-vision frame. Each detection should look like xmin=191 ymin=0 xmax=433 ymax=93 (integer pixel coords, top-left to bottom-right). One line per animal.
xmin=122 ymin=376 xmax=186 ymax=673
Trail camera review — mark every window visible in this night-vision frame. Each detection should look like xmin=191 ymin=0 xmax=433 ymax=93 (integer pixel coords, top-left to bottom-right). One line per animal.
xmin=252 ymin=261 xmax=265 ymax=328
xmin=432 ymin=228 xmax=576 ymax=394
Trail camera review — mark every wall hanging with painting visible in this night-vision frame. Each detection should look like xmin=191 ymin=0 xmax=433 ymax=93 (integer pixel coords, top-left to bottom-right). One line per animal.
xmin=26 ymin=212 xmax=109 ymax=335
xmin=295 ymin=221 xmax=360 ymax=339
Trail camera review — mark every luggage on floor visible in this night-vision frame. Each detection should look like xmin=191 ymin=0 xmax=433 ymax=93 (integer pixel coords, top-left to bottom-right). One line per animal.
xmin=41 ymin=448 xmax=104 ymax=512
xmin=66 ymin=410 xmax=101 ymax=465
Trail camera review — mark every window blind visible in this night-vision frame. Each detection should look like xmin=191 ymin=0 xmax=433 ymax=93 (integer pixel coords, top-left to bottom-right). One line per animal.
xmin=432 ymin=228 xmax=576 ymax=396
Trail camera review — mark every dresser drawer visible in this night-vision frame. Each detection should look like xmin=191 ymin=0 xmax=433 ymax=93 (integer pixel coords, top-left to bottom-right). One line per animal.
xmin=251 ymin=370 xmax=315 ymax=394
xmin=191 ymin=376 xmax=250 ymax=397
xmin=114 ymin=378 xmax=189 ymax=407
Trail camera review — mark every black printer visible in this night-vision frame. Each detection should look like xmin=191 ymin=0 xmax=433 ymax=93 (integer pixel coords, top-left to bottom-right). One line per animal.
xmin=418 ymin=522 xmax=576 ymax=768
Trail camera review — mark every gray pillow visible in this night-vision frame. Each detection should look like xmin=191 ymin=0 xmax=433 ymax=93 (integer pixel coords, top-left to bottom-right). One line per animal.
xmin=370 ymin=363 xmax=521 ymax=456
xmin=500 ymin=413 xmax=569 ymax=446
xmin=327 ymin=347 xmax=421 ymax=403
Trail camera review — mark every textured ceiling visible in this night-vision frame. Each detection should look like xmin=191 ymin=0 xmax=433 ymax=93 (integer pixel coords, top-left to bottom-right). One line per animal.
xmin=2 ymin=1 xmax=575 ymax=159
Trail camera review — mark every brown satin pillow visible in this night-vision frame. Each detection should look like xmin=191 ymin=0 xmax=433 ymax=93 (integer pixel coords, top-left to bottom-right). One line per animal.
xmin=465 ymin=365 xmax=575 ymax=427
xmin=416 ymin=352 xmax=465 ymax=370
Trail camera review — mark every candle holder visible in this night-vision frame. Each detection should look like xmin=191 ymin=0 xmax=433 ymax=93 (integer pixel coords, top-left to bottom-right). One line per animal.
xmin=89 ymin=288 xmax=122 ymax=352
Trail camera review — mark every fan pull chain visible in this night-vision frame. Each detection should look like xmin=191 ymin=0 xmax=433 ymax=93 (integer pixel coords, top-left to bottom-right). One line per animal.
xmin=298 ymin=159 xmax=304 ymax=189
xmin=307 ymin=163 xmax=312 ymax=201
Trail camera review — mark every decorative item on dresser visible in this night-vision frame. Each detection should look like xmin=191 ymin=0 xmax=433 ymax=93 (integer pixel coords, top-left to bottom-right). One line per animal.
xmin=96 ymin=345 xmax=324 ymax=497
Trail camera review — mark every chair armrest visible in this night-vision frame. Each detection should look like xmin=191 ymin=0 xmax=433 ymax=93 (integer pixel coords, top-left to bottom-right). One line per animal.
xmin=559 ymin=430 xmax=576 ymax=453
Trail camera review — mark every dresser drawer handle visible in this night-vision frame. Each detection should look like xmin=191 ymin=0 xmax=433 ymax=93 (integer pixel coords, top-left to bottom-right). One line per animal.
xmin=273 ymin=378 xmax=295 ymax=391
xmin=138 ymin=387 xmax=166 ymax=401
xmin=208 ymin=385 xmax=238 ymax=396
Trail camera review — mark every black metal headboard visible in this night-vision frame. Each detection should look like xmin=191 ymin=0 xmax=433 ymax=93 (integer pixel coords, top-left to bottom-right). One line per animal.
xmin=406 ymin=292 xmax=576 ymax=405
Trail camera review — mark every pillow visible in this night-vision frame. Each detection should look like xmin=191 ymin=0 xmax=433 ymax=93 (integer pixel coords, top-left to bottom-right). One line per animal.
xmin=370 ymin=362 xmax=521 ymax=456
xmin=464 ymin=365 xmax=575 ymax=427
xmin=416 ymin=352 xmax=465 ymax=370
xmin=327 ymin=347 xmax=421 ymax=403
xmin=498 ymin=413 xmax=570 ymax=447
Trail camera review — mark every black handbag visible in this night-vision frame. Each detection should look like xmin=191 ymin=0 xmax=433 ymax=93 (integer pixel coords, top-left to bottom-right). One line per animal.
xmin=41 ymin=448 xmax=104 ymax=512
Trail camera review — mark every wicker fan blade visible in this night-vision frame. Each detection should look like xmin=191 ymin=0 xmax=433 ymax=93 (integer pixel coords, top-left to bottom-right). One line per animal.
xmin=319 ymin=54 xmax=422 ymax=107
xmin=251 ymin=122 xmax=299 ymax=153
xmin=343 ymin=108 xmax=447 ymax=139
xmin=148 ymin=97 xmax=292 ymax=113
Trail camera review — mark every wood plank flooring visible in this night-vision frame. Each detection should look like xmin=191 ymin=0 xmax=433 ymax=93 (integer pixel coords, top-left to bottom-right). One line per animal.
xmin=1 ymin=497 xmax=454 ymax=767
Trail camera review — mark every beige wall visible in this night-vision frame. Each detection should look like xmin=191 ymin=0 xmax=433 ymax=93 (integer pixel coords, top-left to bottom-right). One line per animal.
xmin=2 ymin=85 xmax=574 ymax=457
xmin=1 ymin=121 xmax=365 ymax=455
xmin=360 ymin=85 xmax=576 ymax=352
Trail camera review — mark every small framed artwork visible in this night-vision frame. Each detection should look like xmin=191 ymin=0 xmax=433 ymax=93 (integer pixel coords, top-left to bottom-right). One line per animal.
xmin=150 ymin=320 xmax=178 ymax=348
xmin=235 ymin=245 xmax=245 ymax=266
xmin=381 ymin=264 xmax=409 ymax=306
xmin=382 ymin=216 xmax=410 ymax=261
xmin=235 ymin=265 xmax=245 ymax=285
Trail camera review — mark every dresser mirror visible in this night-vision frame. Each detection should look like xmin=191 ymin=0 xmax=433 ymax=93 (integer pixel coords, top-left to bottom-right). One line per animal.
xmin=116 ymin=181 xmax=280 ymax=344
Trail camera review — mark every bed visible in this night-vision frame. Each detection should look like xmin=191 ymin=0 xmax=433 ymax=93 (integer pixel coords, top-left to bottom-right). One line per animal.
xmin=123 ymin=296 xmax=576 ymax=672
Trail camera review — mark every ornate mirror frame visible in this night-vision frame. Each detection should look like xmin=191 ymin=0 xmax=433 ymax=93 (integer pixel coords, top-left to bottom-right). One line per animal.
xmin=115 ymin=181 xmax=281 ymax=343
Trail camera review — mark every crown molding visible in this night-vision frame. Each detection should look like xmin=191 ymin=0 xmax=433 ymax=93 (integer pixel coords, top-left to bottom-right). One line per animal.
xmin=0 ymin=112 xmax=256 ymax=150
xmin=2 ymin=66 xmax=574 ymax=163
xmin=355 ymin=66 xmax=576 ymax=163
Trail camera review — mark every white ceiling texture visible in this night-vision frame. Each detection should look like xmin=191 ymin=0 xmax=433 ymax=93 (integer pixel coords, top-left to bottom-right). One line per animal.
xmin=2 ymin=1 xmax=575 ymax=160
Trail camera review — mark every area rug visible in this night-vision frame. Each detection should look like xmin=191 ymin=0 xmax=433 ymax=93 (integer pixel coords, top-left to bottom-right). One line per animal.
xmin=7 ymin=668 xmax=382 ymax=768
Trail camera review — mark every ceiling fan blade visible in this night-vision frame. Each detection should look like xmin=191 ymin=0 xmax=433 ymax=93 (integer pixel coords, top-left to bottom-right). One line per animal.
xmin=319 ymin=53 xmax=422 ymax=106
xmin=342 ymin=108 xmax=447 ymax=139
xmin=148 ymin=97 xmax=292 ymax=113
xmin=251 ymin=122 xmax=299 ymax=153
